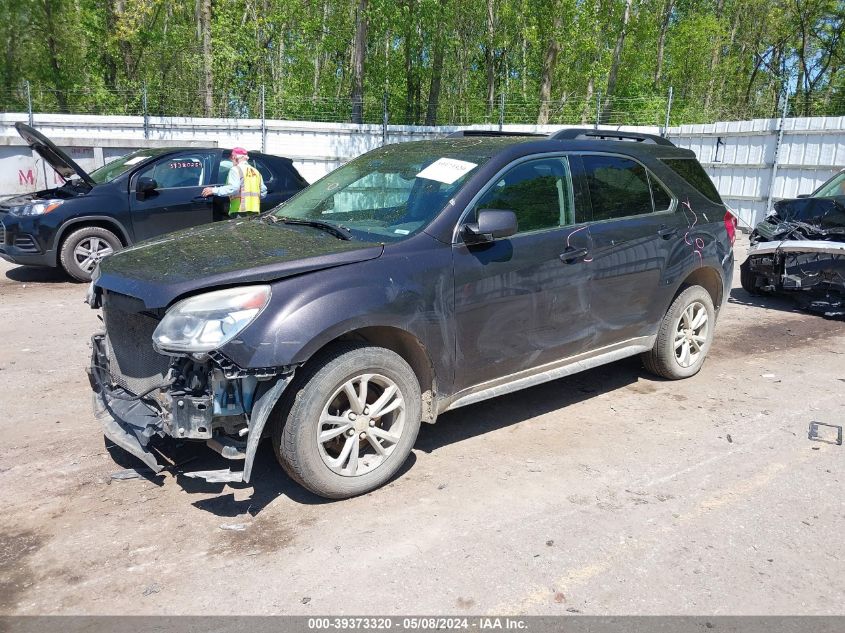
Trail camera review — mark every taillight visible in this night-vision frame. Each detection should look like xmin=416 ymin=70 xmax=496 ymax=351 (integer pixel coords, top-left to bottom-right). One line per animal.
xmin=724 ymin=209 xmax=737 ymax=246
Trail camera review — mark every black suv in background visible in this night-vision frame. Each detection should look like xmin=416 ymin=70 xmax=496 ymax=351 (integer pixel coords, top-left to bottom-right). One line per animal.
xmin=0 ymin=123 xmax=308 ymax=281
xmin=88 ymin=129 xmax=735 ymax=499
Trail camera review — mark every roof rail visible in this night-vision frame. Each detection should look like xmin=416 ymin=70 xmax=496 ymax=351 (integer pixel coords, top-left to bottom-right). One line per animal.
xmin=445 ymin=130 xmax=546 ymax=138
xmin=550 ymin=128 xmax=675 ymax=147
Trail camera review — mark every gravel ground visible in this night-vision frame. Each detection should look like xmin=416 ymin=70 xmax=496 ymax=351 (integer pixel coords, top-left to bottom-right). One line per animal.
xmin=0 ymin=235 xmax=843 ymax=616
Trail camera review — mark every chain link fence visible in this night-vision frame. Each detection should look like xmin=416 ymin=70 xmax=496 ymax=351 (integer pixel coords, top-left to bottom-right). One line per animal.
xmin=3 ymin=81 xmax=844 ymax=129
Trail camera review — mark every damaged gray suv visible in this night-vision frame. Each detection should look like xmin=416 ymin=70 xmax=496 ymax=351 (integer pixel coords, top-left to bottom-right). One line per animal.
xmin=88 ymin=129 xmax=735 ymax=499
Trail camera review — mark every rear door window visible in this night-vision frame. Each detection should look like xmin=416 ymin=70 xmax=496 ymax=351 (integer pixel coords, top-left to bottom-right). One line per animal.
xmin=250 ymin=158 xmax=274 ymax=185
xmin=216 ymin=156 xmax=275 ymax=186
xmin=582 ymin=155 xmax=653 ymax=220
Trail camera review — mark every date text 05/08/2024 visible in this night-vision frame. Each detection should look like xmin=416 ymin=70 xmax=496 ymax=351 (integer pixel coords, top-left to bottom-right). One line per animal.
xmin=307 ymin=618 xmax=528 ymax=630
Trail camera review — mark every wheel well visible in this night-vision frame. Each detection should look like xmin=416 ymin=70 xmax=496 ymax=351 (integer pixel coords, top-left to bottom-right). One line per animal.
xmin=318 ymin=326 xmax=438 ymax=423
xmin=678 ymin=267 xmax=724 ymax=311
xmin=58 ymin=220 xmax=129 ymax=252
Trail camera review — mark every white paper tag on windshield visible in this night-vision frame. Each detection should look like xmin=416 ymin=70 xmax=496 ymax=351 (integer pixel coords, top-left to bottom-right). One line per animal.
xmin=123 ymin=156 xmax=149 ymax=165
xmin=416 ymin=158 xmax=478 ymax=184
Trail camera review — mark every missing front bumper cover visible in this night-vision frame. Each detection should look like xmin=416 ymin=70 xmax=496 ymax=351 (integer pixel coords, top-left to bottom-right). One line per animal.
xmin=88 ymin=334 xmax=292 ymax=483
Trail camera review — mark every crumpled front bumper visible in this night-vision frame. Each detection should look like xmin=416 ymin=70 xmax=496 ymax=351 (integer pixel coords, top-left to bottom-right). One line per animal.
xmin=88 ymin=333 xmax=292 ymax=482
xmin=743 ymin=240 xmax=845 ymax=315
xmin=88 ymin=334 xmax=166 ymax=472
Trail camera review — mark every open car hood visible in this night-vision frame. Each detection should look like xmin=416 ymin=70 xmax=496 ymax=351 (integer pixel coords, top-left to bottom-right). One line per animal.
xmin=95 ymin=218 xmax=384 ymax=309
xmin=15 ymin=122 xmax=96 ymax=187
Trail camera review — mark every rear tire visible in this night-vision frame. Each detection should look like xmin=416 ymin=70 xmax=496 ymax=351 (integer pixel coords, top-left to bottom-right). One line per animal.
xmin=273 ymin=343 xmax=422 ymax=499
xmin=59 ymin=226 xmax=122 ymax=282
xmin=642 ymin=285 xmax=715 ymax=380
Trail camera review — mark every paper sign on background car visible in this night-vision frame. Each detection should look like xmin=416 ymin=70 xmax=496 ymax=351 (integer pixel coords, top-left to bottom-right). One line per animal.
xmin=416 ymin=158 xmax=478 ymax=184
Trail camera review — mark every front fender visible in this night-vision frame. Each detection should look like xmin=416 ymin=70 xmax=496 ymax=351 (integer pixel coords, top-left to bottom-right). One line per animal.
xmin=220 ymin=236 xmax=455 ymax=382
xmin=55 ymin=214 xmax=133 ymax=248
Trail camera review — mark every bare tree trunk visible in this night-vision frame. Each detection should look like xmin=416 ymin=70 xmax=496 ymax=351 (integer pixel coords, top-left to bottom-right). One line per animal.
xmin=484 ymin=0 xmax=496 ymax=119
xmin=581 ymin=75 xmax=594 ymax=124
xmin=456 ymin=38 xmax=467 ymax=122
xmin=654 ymin=0 xmax=674 ymax=87
xmin=42 ymin=0 xmax=68 ymax=112
xmin=339 ymin=30 xmax=354 ymax=99
xmin=414 ymin=21 xmax=423 ymax=122
xmin=601 ymin=0 xmax=632 ymax=120
xmin=703 ymin=0 xmax=725 ymax=111
xmin=404 ymin=0 xmax=420 ymax=123
xmin=425 ymin=0 xmax=446 ymax=126
xmin=102 ymin=1 xmax=122 ymax=89
xmin=111 ymin=0 xmax=136 ymax=78
xmin=312 ymin=1 xmax=328 ymax=100
xmin=537 ymin=6 xmax=563 ymax=124
xmin=275 ymin=26 xmax=285 ymax=97
xmin=717 ymin=7 xmax=740 ymax=106
xmin=521 ymin=2 xmax=527 ymax=99
xmin=823 ymin=66 xmax=839 ymax=110
xmin=198 ymin=0 xmax=213 ymax=116
xmin=350 ymin=0 xmax=368 ymax=123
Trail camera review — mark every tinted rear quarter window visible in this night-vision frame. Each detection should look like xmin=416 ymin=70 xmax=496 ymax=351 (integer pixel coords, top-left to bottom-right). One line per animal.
xmin=583 ymin=155 xmax=653 ymax=220
xmin=280 ymin=162 xmax=309 ymax=189
xmin=662 ymin=158 xmax=722 ymax=203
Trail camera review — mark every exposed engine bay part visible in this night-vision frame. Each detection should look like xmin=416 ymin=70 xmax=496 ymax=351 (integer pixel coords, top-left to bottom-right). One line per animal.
xmin=88 ymin=333 xmax=293 ymax=482
xmin=742 ymin=197 xmax=845 ymax=317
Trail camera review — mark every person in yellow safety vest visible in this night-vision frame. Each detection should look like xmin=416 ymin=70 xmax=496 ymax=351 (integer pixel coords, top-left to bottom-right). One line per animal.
xmin=201 ymin=147 xmax=267 ymax=218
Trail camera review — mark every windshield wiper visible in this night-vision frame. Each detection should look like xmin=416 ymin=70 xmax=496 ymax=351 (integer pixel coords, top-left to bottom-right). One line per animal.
xmin=270 ymin=215 xmax=353 ymax=241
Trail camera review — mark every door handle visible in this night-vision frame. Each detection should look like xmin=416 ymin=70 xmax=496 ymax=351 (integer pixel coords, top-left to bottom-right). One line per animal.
xmin=658 ymin=225 xmax=678 ymax=239
xmin=559 ymin=247 xmax=589 ymax=263
xmin=192 ymin=196 xmax=213 ymax=203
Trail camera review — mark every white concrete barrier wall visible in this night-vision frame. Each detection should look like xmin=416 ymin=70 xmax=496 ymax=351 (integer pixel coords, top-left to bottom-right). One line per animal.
xmin=2 ymin=112 xmax=843 ymax=229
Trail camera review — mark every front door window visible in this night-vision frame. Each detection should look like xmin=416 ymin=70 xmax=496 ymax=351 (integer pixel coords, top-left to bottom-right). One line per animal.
xmin=470 ymin=157 xmax=575 ymax=233
xmin=138 ymin=153 xmax=213 ymax=189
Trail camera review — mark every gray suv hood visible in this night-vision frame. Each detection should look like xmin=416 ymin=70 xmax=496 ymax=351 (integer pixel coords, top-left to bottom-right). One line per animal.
xmin=95 ymin=218 xmax=384 ymax=309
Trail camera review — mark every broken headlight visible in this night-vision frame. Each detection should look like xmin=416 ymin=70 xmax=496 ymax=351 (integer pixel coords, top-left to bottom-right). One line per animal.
xmin=152 ymin=285 xmax=271 ymax=353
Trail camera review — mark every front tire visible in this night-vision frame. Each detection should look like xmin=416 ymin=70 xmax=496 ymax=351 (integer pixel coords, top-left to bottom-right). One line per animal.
xmin=740 ymin=261 xmax=758 ymax=294
xmin=642 ymin=285 xmax=716 ymax=380
xmin=59 ymin=226 xmax=122 ymax=282
xmin=273 ymin=344 xmax=422 ymax=499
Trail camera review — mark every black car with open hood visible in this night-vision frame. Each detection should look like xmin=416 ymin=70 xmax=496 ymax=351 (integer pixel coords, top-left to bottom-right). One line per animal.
xmin=0 ymin=122 xmax=307 ymax=281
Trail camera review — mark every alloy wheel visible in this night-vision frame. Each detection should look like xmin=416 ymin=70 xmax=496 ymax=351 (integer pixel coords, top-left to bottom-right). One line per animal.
xmin=674 ymin=300 xmax=709 ymax=368
xmin=317 ymin=373 xmax=406 ymax=477
xmin=74 ymin=237 xmax=114 ymax=273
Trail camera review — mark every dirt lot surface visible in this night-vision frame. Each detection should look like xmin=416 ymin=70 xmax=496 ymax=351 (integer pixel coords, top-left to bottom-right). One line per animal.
xmin=1 ymin=236 xmax=843 ymax=616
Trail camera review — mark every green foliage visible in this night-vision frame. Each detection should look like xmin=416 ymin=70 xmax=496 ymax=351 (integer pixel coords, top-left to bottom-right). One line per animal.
xmin=1 ymin=0 xmax=843 ymax=124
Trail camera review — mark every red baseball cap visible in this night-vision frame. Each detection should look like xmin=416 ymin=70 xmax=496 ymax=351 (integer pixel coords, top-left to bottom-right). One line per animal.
xmin=231 ymin=147 xmax=248 ymax=156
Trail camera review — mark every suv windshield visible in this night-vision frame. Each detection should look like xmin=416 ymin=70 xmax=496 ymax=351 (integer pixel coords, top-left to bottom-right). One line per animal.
xmin=271 ymin=139 xmax=520 ymax=241
xmin=89 ymin=151 xmax=157 ymax=184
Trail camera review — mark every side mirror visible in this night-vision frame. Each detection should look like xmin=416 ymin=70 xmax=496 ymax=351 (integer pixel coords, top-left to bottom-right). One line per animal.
xmin=463 ymin=209 xmax=518 ymax=243
xmin=796 ymin=193 xmax=810 ymax=199
xmin=136 ymin=177 xmax=158 ymax=197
